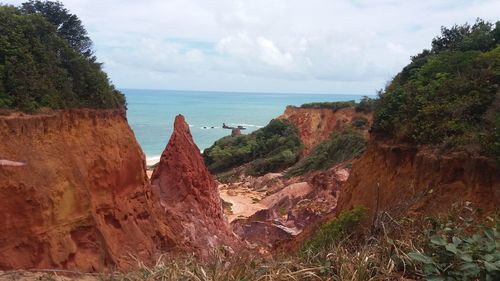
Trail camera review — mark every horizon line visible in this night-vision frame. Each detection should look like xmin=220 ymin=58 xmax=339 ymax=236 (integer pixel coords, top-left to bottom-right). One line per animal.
xmin=118 ymin=87 xmax=376 ymax=96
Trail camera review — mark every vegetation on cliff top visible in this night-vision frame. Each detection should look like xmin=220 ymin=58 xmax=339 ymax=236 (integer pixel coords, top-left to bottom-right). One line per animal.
xmin=203 ymin=119 xmax=302 ymax=176
xmin=285 ymin=128 xmax=367 ymax=177
xmin=373 ymin=19 xmax=500 ymax=161
xmin=294 ymin=96 xmax=375 ymax=114
xmin=0 ymin=1 xmax=125 ymax=112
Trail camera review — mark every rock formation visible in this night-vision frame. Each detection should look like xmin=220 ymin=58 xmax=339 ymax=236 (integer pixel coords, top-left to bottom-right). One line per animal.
xmin=231 ymin=127 xmax=241 ymax=137
xmin=338 ymin=140 xmax=500 ymax=222
xmin=279 ymin=106 xmax=372 ymax=155
xmin=151 ymin=115 xmax=239 ymax=256
xmin=0 ymin=110 xmax=176 ymax=271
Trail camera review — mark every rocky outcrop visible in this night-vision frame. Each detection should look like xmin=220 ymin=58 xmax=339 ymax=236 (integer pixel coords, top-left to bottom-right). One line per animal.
xmin=227 ymin=166 xmax=349 ymax=249
xmin=279 ymin=106 xmax=372 ymax=155
xmin=151 ymin=115 xmax=239 ymax=256
xmin=337 ymin=141 xmax=500 ymax=222
xmin=231 ymin=128 xmax=241 ymax=137
xmin=0 ymin=110 xmax=175 ymax=271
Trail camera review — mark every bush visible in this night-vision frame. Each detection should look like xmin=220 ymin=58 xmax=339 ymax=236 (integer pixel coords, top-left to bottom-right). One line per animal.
xmin=302 ymin=206 xmax=368 ymax=253
xmin=408 ymin=216 xmax=500 ymax=280
xmin=354 ymin=96 xmax=376 ymax=113
xmin=0 ymin=4 xmax=125 ymax=112
xmin=285 ymin=129 xmax=367 ymax=177
xmin=299 ymin=101 xmax=355 ymax=111
xmin=203 ymin=119 xmax=302 ymax=176
xmin=373 ymin=19 xmax=499 ymax=161
xmin=351 ymin=116 xmax=369 ymax=129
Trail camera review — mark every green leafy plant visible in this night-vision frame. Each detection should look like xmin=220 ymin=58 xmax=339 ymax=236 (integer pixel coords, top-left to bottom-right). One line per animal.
xmin=409 ymin=217 xmax=500 ymax=280
xmin=373 ymin=19 xmax=500 ymax=161
xmin=302 ymin=206 xmax=368 ymax=253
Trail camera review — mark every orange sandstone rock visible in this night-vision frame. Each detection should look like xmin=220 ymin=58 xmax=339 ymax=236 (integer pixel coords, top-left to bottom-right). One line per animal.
xmin=0 ymin=110 xmax=175 ymax=271
xmin=279 ymin=106 xmax=372 ymax=156
xmin=151 ymin=115 xmax=240 ymax=256
xmin=337 ymin=141 xmax=500 ymax=221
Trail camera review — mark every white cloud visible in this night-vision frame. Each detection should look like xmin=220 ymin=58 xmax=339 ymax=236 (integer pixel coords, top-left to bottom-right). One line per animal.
xmin=4 ymin=0 xmax=500 ymax=94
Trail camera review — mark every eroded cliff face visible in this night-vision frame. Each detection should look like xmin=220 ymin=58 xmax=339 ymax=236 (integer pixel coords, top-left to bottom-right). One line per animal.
xmin=279 ymin=106 xmax=372 ymax=155
xmin=337 ymin=140 xmax=500 ymax=222
xmin=151 ymin=115 xmax=240 ymax=256
xmin=0 ymin=110 xmax=175 ymax=271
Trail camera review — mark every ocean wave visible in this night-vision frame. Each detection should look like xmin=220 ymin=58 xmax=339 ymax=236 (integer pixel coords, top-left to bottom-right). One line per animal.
xmin=227 ymin=123 xmax=264 ymax=128
xmin=146 ymin=155 xmax=161 ymax=166
xmin=200 ymin=126 xmax=220 ymax=129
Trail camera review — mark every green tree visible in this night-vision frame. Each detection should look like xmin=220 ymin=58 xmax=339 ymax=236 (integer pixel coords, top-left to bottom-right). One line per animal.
xmin=0 ymin=4 xmax=124 ymax=112
xmin=373 ymin=19 xmax=500 ymax=162
xmin=21 ymin=0 xmax=93 ymax=57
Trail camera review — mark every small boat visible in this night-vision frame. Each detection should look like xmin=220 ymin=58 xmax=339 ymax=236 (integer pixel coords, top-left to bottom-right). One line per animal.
xmin=237 ymin=125 xmax=246 ymax=130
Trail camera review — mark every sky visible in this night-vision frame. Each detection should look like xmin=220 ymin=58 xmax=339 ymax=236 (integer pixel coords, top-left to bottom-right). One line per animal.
xmin=4 ymin=0 xmax=500 ymax=94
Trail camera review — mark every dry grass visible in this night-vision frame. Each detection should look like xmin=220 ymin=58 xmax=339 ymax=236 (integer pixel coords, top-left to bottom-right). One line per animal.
xmin=6 ymin=204 xmax=496 ymax=281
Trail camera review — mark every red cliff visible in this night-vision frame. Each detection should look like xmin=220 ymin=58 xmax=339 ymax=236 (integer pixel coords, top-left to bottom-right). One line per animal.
xmin=337 ymin=140 xmax=500 ymax=221
xmin=279 ymin=106 xmax=372 ymax=156
xmin=151 ymin=115 xmax=239 ymax=256
xmin=0 ymin=110 xmax=176 ymax=271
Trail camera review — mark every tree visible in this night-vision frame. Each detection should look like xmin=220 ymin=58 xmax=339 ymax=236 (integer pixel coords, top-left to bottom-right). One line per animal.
xmin=0 ymin=5 xmax=124 ymax=111
xmin=21 ymin=0 xmax=93 ymax=57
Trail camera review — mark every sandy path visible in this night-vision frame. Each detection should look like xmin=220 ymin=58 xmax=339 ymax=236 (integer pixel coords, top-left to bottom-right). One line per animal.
xmin=219 ymin=187 xmax=267 ymax=222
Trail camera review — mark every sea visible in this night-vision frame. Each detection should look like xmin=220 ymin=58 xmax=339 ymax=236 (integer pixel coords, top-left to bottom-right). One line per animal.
xmin=123 ymin=89 xmax=372 ymax=165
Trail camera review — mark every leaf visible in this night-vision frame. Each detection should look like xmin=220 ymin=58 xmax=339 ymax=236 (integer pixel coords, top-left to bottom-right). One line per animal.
xmin=427 ymin=276 xmax=445 ymax=281
xmin=431 ymin=236 xmax=447 ymax=246
xmin=459 ymin=262 xmax=480 ymax=276
xmin=484 ymin=229 xmax=495 ymax=241
xmin=408 ymin=251 xmax=434 ymax=264
xmin=483 ymin=254 xmax=495 ymax=262
xmin=452 ymin=236 xmax=462 ymax=246
xmin=446 ymin=243 xmax=459 ymax=254
xmin=460 ymin=254 xmax=473 ymax=262
xmin=484 ymin=261 xmax=499 ymax=272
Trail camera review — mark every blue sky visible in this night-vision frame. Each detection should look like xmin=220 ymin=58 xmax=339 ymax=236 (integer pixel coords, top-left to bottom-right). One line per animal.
xmin=5 ymin=0 xmax=500 ymax=94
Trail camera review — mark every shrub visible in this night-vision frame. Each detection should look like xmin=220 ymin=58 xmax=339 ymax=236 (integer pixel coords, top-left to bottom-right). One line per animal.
xmin=373 ymin=19 xmax=499 ymax=161
xmin=351 ymin=116 xmax=369 ymax=129
xmin=408 ymin=217 xmax=500 ymax=280
xmin=354 ymin=96 xmax=376 ymax=113
xmin=0 ymin=4 xmax=125 ymax=112
xmin=298 ymin=100 xmax=355 ymax=111
xmin=302 ymin=206 xmax=368 ymax=253
xmin=203 ymin=119 xmax=302 ymax=176
xmin=285 ymin=129 xmax=367 ymax=177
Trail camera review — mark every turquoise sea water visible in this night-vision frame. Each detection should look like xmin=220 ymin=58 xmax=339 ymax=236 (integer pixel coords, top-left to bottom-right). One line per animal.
xmin=123 ymin=89 xmax=371 ymax=164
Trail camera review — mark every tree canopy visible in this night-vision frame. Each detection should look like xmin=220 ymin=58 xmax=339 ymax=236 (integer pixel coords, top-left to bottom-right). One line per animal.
xmin=21 ymin=0 xmax=93 ymax=57
xmin=373 ymin=19 xmax=500 ymax=161
xmin=203 ymin=119 xmax=302 ymax=176
xmin=0 ymin=2 xmax=124 ymax=112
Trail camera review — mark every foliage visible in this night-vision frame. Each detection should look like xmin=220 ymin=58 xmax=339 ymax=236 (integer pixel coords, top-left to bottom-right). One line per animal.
xmin=203 ymin=119 xmax=302 ymax=176
xmin=408 ymin=211 xmax=500 ymax=280
xmin=21 ymin=0 xmax=93 ymax=57
xmin=354 ymin=96 xmax=376 ymax=113
xmin=351 ymin=116 xmax=369 ymax=129
xmin=373 ymin=19 xmax=500 ymax=162
xmin=285 ymin=129 xmax=367 ymax=177
xmin=0 ymin=3 xmax=125 ymax=112
xmin=301 ymin=206 xmax=368 ymax=253
xmin=298 ymin=100 xmax=355 ymax=111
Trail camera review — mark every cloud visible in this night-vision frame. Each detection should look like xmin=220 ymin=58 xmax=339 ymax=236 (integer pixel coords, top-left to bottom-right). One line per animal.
xmin=4 ymin=0 xmax=500 ymax=93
